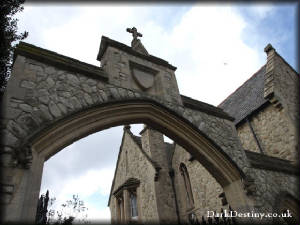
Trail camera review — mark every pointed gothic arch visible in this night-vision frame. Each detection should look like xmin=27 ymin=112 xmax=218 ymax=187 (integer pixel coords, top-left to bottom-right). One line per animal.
xmin=0 ymin=39 xmax=254 ymax=223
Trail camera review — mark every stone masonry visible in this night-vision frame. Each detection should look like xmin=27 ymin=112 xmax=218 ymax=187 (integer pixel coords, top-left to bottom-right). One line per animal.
xmin=109 ymin=127 xmax=159 ymax=223
xmin=111 ymin=123 xmax=299 ymax=224
xmin=172 ymin=144 xmax=227 ymax=223
xmin=237 ymin=104 xmax=297 ymax=161
xmin=0 ymin=31 xmax=299 ymax=224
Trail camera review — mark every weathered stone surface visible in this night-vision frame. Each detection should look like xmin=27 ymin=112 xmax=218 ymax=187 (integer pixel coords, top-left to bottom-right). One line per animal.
xmin=83 ymin=93 xmax=93 ymax=105
xmin=99 ymin=90 xmax=108 ymax=102
xmin=46 ymin=77 xmax=55 ymax=88
xmin=70 ymin=97 xmax=82 ymax=110
xmin=101 ymin=45 xmax=181 ymax=105
xmin=66 ymin=73 xmax=79 ymax=86
xmin=57 ymin=103 xmax=68 ymax=115
xmin=110 ymin=131 xmax=159 ymax=223
xmin=19 ymin=104 xmax=32 ymax=112
xmin=7 ymin=120 xmax=26 ymax=138
xmin=237 ymin=104 xmax=298 ymax=161
xmin=173 ymin=144 xmax=226 ymax=223
xmin=7 ymin=108 xmax=22 ymax=119
xmin=1 ymin=39 xmax=298 ymax=224
xmin=86 ymin=78 xmax=97 ymax=86
xmin=82 ymin=83 xmax=92 ymax=93
xmin=28 ymin=63 xmax=43 ymax=73
xmin=183 ymin=107 xmax=250 ymax=172
xmin=109 ymin=87 xmax=120 ymax=99
xmin=20 ymin=80 xmax=35 ymax=89
xmin=38 ymin=95 xmax=50 ymax=104
xmin=118 ymin=88 xmax=128 ymax=98
xmin=48 ymin=101 xmax=62 ymax=118
xmin=2 ymin=130 xmax=20 ymax=147
xmin=250 ymin=167 xmax=298 ymax=217
xmin=58 ymin=91 xmax=71 ymax=98
xmin=45 ymin=66 xmax=56 ymax=75
xmin=58 ymin=97 xmax=73 ymax=110
xmin=36 ymin=71 xmax=47 ymax=82
xmin=39 ymin=104 xmax=53 ymax=121
xmin=16 ymin=114 xmax=39 ymax=131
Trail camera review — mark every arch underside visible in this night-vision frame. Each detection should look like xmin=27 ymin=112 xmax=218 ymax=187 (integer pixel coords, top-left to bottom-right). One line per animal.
xmin=31 ymin=99 xmax=244 ymax=187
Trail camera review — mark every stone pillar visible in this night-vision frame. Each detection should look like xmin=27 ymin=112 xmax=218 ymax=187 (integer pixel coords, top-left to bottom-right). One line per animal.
xmin=140 ymin=126 xmax=178 ymax=223
xmin=123 ymin=189 xmax=131 ymax=223
xmin=136 ymin=187 xmax=142 ymax=223
xmin=264 ymin=44 xmax=277 ymax=101
xmin=120 ymin=199 xmax=125 ymax=223
xmin=223 ymin=179 xmax=271 ymax=224
xmin=1 ymin=150 xmax=45 ymax=223
xmin=264 ymin=43 xmax=299 ymax=162
xmin=114 ymin=197 xmax=120 ymax=224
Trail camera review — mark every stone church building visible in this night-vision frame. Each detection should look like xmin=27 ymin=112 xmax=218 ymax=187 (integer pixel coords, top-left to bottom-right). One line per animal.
xmin=108 ymin=34 xmax=299 ymax=224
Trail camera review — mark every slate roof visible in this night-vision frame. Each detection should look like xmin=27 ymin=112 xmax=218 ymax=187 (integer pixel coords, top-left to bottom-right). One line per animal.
xmin=218 ymin=65 xmax=268 ymax=125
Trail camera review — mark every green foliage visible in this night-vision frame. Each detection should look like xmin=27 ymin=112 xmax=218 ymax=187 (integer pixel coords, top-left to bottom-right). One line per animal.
xmin=0 ymin=0 xmax=28 ymax=93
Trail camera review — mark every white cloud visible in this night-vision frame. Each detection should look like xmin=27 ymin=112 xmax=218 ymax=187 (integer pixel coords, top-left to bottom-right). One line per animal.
xmin=58 ymin=168 xmax=114 ymax=199
xmin=143 ymin=5 xmax=262 ymax=105
xmin=18 ymin=4 xmax=265 ymax=107
xmin=86 ymin=205 xmax=111 ymax=222
xmin=41 ymin=168 xmax=114 ymax=222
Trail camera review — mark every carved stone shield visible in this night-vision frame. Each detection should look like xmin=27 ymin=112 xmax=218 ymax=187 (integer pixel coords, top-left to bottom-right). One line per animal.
xmin=130 ymin=61 xmax=158 ymax=90
xmin=132 ymin=68 xmax=154 ymax=90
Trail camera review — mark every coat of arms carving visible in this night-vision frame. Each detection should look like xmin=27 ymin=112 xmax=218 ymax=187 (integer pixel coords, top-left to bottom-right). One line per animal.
xmin=130 ymin=61 xmax=158 ymax=90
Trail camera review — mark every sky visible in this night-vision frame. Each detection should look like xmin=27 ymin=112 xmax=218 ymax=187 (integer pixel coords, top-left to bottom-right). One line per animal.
xmin=16 ymin=2 xmax=298 ymax=223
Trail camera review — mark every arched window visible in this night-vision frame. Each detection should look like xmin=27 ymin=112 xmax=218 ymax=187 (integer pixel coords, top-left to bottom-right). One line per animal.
xmin=130 ymin=191 xmax=138 ymax=220
xmin=180 ymin=163 xmax=194 ymax=209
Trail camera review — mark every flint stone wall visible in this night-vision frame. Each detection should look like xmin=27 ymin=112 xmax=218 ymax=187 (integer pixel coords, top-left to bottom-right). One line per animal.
xmin=237 ymin=104 xmax=298 ymax=161
xmin=250 ymin=167 xmax=298 ymax=220
xmin=1 ymin=54 xmax=249 ymax=177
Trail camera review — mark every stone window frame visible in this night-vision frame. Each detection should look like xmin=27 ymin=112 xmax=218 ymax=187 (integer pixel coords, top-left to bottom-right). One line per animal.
xmin=115 ymin=194 xmax=124 ymax=223
xmin=113 ymin=178 xmax=140 ymax=223
xmin=179 ymin=163 xmax=195 ymax=211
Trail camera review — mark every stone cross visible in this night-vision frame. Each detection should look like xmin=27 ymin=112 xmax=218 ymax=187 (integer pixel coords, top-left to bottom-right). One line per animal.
xmin=126 ymin=27 xmax=142 ymax=40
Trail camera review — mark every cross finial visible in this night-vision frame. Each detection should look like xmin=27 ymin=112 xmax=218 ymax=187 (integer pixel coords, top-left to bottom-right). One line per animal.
xmin=125 ymin=26 xmax=148 ymax=55
xmin=126 ymin=27 xmax=142 ymax=40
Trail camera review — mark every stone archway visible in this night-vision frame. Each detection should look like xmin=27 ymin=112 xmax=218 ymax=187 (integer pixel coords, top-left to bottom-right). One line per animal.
xmin=2 ymin=100 xmax=251 ymax=222
xmin=1 ymin=37 xmax=253 ymax=223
